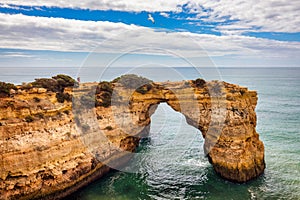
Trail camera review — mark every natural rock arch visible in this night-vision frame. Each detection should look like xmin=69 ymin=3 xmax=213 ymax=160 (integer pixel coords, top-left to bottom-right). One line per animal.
xmin=0 ymin=79 xmax=265 ymax=199
xmin=110 ymin=80 xmax=265 ymax=183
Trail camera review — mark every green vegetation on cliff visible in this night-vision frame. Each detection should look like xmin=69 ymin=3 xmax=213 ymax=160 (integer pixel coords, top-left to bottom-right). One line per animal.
xmin=113 ymin=74 xmax=153 ymax=94
xmin=96 ymin=81 xmax=113 ymax=107
xmin=77 ymin=74 xmax=153 ymax=109
xmin=96 ymin=81 xmax=113 ymax=94
xmin=56 ymin=92 xmax=72 ymax=103
xmin=29 ymin=74 xmax=76 ymax=103
xmin=192 ymin=78 xmax=206 ymax=88
xmin=31 ymin=74 xmax=76 ymax=93
xmin=0 ymin=82 xmax=17 ymax=97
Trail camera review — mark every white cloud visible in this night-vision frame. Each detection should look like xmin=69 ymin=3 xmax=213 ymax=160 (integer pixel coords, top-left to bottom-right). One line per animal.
xmin=186 ymin=1 xmax=300 ymax=33
xmin=0 ymin=1 xmax=186 ymax=12
xmin=1 ymin=52 xmax=36 ymax=58
xmin=1 ymin=0 xmax=299 ymax=34
xmin=160 ymin=12 xmax=170 ymax=18
xmin=0 ymin=13 xmax=141 ymax=52
xmin=0 ymin=3 xmax=33 ymax=10
xmin=0 ymin=13 xmax=299 ymax=61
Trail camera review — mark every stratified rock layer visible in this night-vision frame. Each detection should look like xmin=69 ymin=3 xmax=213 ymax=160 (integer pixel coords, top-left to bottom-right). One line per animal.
xmin=0 ymin=79 xmax=265 ymax=199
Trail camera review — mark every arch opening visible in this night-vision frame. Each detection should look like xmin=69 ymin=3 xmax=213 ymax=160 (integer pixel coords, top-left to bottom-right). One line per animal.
xmin=145 ymin=102 xmax=206 ymax=164
xmin=125 ymin=103 xmax=210 ymax=199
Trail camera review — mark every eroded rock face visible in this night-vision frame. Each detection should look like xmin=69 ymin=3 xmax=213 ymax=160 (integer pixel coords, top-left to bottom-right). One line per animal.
xmin=0 ymin=79 xmax=265 ymax=199
xmin=126 ymin=80 xmax=265 ymax=183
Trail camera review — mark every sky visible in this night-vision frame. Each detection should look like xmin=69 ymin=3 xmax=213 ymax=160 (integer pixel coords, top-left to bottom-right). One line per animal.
xmin=0 ymin=0 xmax=299 ymax=68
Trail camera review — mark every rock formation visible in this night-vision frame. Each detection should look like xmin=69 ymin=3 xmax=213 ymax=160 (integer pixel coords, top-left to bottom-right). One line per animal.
xmin=0 ymin=75 xmax=265 ymax=199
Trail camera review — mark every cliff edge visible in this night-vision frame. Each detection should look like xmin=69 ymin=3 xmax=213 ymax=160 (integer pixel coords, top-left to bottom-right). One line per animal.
xmin=0 ymin=75 xmax=265 ymax=199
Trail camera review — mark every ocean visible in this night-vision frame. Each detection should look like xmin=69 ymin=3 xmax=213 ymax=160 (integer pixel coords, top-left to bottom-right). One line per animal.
xmin=1 ymin=67 xmax=299 ymax=199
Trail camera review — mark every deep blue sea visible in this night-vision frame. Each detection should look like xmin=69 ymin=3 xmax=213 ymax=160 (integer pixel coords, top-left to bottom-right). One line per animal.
xmin=1 ymin=67 xmax=299 ymax=199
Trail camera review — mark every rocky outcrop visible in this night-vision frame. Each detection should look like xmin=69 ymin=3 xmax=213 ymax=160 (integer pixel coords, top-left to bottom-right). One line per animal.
xmin=0 ymin=78 xmax=265 ymax=199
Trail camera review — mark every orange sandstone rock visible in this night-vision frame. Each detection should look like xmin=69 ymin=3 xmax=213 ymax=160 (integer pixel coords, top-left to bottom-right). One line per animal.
xmin=0 ymin=79 xmax=265 ymax=199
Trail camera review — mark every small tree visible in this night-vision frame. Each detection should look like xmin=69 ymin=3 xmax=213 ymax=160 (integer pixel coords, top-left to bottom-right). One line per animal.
xmin=192 ymin=78 xmax=206 ymax=88
xmin=96 ymin=81 xmax=113 ymax=94
xmin=0 ymin=82 xmax=17 ymax=97
xmin=32 ymin=74 xmax=76 ymax=93
xmin=113 ymin=74 xmax=152 ymax=89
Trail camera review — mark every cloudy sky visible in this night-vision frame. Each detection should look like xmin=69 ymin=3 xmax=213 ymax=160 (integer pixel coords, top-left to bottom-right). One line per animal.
xmin=0 ymin=0 xmax=299 ymax=68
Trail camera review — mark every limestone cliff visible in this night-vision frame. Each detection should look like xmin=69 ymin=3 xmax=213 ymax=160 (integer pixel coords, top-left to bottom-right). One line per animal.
xmin=0 ymin=76 xmax=265 ymax=199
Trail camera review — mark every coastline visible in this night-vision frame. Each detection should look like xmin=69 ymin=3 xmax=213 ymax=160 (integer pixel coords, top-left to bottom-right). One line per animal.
xmin=0 ymin=75 xmax=265 ymax=199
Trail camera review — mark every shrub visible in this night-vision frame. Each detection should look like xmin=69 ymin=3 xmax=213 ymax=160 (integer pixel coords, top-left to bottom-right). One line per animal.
xmin=80 ymin=90 xmax=112 ymax=108
xmin=56 ymin=92 xmax=72 ymax=103
xmin=64 ymin=93 xmax=72 ymax=101
xmin=135 ymin=84 xmax=152 ymax=94
xmin=100 ymin=100 xmax=111 ymax=108
xmin=192 ymin=78 xmax=206 ymax=88
xmin=184 ymin=81 xmax=190 ymax=86
xmin=98 ymin=91 xmax=111 ymax=107
xmin=94 ymin=81 xmax=114 ymax=107
xmin=105 ymin=126 xmax=113 ymax=131
xmin=56 ymin=93 xmax=65 ymax=103
xmin=25 ymin=115 xmax=34 ymax=123
xmin=32 ymin=78 xmax=58 ymax=91
xmin=52 ymin=74 xmax=76 ymax=88
xmin=112 ymin=76 xmax=120 ymax=83
xmin=31 ymin=74 xmax=76 ymax=93
xmin=0 ymin=82 xmax=17 ymax=97
xmin=112 ymin=74 xmax=153 ymax=95
xmin=113 ymin=74 xmax=152 ymax=89
xmin=96 ymin=81 xmax=113 ymax=94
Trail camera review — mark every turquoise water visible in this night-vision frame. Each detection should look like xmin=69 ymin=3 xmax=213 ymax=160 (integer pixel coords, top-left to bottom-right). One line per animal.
xmin=1 ymin=67 xmax=299 ymax=199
